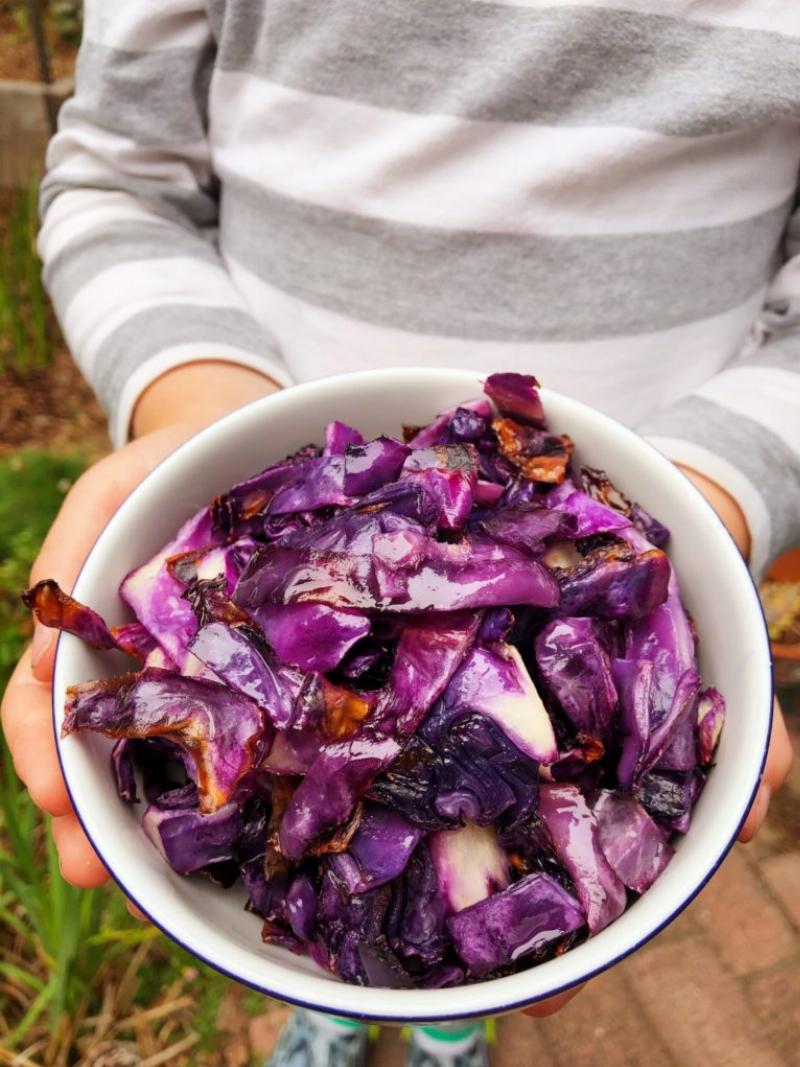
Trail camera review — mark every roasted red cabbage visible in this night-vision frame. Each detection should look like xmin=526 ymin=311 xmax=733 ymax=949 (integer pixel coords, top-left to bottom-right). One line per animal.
xmin=32 ymin=371 xmax=726 ymax=988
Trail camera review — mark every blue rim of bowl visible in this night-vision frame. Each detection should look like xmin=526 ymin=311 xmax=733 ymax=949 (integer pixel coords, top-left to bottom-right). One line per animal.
xmin=50 ymin=369 xmax=774 ymax=1023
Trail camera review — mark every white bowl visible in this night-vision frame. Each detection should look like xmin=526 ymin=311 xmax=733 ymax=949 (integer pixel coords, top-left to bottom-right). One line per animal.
xmin=53 ymin=367 xmax=772 ymax=1023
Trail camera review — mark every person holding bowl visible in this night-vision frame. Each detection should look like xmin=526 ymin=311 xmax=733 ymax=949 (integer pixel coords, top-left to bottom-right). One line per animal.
xmin=2 ymin=2 xmax=796 ymax=1065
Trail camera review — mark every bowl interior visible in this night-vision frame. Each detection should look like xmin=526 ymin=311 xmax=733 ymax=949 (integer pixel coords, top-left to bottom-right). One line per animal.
xmin=53 ymin=367 xmax=772 ymax=1022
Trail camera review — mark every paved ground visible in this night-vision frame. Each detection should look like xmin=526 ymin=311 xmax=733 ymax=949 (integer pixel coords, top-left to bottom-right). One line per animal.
xmin=245 ymin=697 xmax=800 ymax=1067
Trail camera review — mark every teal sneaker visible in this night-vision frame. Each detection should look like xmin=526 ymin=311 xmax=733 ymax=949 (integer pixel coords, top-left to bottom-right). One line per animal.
xmin=264 ymin=1009 xmax=369 ymax=1067
xmin=405 ymin=1022 xmax=489 ymax=1067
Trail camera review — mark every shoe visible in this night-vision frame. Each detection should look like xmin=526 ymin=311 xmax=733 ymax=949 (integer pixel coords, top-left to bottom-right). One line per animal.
xmin=405 ymin=1023 xmax=489 ymax=1067
xmin=264 ymin=1009 xmax=369 ymax=1067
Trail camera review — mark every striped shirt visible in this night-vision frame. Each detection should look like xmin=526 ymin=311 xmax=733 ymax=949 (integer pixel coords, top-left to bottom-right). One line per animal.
xmin=40 ymin=0 xmax=800 ymax=575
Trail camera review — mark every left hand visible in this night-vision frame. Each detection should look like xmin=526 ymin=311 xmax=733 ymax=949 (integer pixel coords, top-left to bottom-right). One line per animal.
xmin=676 ymin=462 xmax=793 ymax=842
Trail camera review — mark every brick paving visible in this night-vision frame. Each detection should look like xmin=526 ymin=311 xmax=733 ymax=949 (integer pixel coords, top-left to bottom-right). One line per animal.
xmin=253 ymin=702 xmax=800 ymax=1067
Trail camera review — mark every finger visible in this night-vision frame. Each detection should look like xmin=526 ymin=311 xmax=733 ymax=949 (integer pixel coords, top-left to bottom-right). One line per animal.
xmin=51 ymin=813 xmax=109 ymax=888
xmin=1 ymin=647 xmax=72 ymax=817
xmin=738 ymin=783 xmax=771 ymax=844
xmin=28 ymin=425 xmax=195 ymax=684
xmin=738 ymin=700 xmax=793 ymax=844
xmin=126 ymin=898 xmax=150 ymax=923
xmin=522 ymin=983 xmax=585 ymax=1018
xmin=763 ymin=701 xmax=793 ymax=793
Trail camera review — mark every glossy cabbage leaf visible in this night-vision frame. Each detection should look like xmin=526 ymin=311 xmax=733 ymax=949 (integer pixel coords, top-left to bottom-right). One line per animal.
xmin=448 ymin=872 xmax=585 ymax=978
xmin=592 ymin=790 xmax=674 ymax=893
xmin=63 ymin=668 xmax=266 ymax=812
xmin=535 ymin=617 xmax=617 ymax=744
xmin=143 ymin=801 xmax=242 ymax=876
xmin=538 ymin=783 xmax=626 ymax=934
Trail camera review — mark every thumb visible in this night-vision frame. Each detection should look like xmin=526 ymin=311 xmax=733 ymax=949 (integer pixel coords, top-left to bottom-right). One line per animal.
xmin=28 ymin=424 xmax=196 ymax=683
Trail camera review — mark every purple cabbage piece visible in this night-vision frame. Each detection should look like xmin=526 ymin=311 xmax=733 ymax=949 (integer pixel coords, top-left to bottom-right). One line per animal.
xmin=371 ymin=698 xmax=540 ymax=832
xmin=142 ymin=801 xmax=242 ymax=875
xmin=344 ymin=437 xmax=410 ymax=496
xmin=234 ymin=796 xmax=269 ymax=865
xmin=243 ymin=865 xmax=292 ymax=921
xmin=634 ymin=768 xmax=707 ymax=834
xmin=630 ymin=503 xmax=670 ymax=549
xmin=697 ymin=687 xmax=726 ymax=766
xmin=120 ymin=511 xmax=245 ymax=669
xmin=287 ymin=872 xmax=318 ymax=942
xmin=268 ymin=455 xmax=353 ymax=514
xmin=279 ymin=612 xmax=479 ymax=859
xmin=63 ymin=668 xmax=266 ymax=813
xmin=592 ymin=791 xmax=674 ymax=894
xmin=315 ymin=866 xmax=392 ymax=984
xmin=329 ymin=805 xmax=423 ymax=894
xmin=212 ymin=451 xmax=318 ymax=539
xmin=22 ymin=580 xmax=157 ymax=662
xmin=111 ymin=739 xmax=138 ymax=803
xmin=111 ymin=622 xmax=158 ymax=661
xmin=253 ymin=603 xmax=370 ymax=673
xmin=655 ymin=710 xmax=698 ymax=772
xmin=535 ymin=617 xmax=618 ymax=744
xmin=545 ymin=481 xmax=632 ymax=538
xmin=448 ymin=872 xmax=584 ymax=978
xmin=580 ymin=466 xmax=670 ymax=548
xmin=324 ymin=420 xmax=364 ymax=456
xmin=474 ymin=481 xmax=505 ymax=506
xmin=189 ymin=621 xmax=303 ymax=730
xmin=484 ymin=372 xmax=546 ymax=428
xmin=429 ymin=822 xmax=509 ymax=914
xmin=407 ymin=398 xmax=492 ymax=449
xmin=235 ymin=534 xmax=559 ymax=613
xmin=476 ymin=504 xmax=577 ymax=554
xmin=614 ymin=527 xmax=703 ymax=786
xmin=613 ymin=658 xmax=653 ymax=790
xmin=478 ymin=607 xmax=514 ymax=644
xmin=401 ymin=468 xmax=476 ymax=531
xmin=538 ymin=783 xmax=627 ymax=934
xmin=358 ymin=938 xmax=415 ymax=989
xmin=112 ymin=737 xmax=197 ymax=805
xmin=449 ymin=407 xmax=490 ymax=443
xmin=557 ymin=544 xmax=671 ymax=620
xmin=443 ymin=643 xmax=557 ymax=763
xmin=262 ymin=726 xmax=323 ymax=775
xmin=386 ymin=844 xmax=448 ymax=972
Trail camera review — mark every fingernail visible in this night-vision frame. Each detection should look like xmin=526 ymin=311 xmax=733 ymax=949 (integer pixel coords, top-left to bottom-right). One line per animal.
xmin=31 ymin=623 xmax=53 ymax=670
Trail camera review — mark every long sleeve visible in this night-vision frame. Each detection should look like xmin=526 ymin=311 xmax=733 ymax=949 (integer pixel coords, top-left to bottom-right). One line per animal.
xmin=638 ymin=205 xmax=800 ymax=578
xmin=39 ymin=1 xmax=292 ymax=447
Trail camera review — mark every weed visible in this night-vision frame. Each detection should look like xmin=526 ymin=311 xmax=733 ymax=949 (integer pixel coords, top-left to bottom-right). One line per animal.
xmin=0 ymin=173 xmax=51 ymax=374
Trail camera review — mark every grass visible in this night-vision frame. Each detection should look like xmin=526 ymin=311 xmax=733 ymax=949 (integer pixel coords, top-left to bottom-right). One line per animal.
xmin=0 ymin=173 xmax=51 ymax=374
xmin=0 ymin=449 xmax=251 ymax=1065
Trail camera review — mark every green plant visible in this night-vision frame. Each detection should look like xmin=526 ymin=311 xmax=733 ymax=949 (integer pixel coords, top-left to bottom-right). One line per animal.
xmin=0 ymin=449 xmax=85 ymax=693
xmin=49 ymin=0 xmax=81 ymax=45
xmin=0 ymin=172 xmax=51 ymax=374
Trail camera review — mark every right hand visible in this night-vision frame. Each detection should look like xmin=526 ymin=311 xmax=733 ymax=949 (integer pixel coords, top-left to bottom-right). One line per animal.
xmin=0 ymin=361 xmax=280 ymax=890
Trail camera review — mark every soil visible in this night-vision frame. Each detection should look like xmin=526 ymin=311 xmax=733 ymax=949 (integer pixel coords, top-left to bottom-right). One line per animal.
xmin=0 ymin=343 xmax=110 ymax=460
xmin=0 ymin=9 xmax=77 ymax=82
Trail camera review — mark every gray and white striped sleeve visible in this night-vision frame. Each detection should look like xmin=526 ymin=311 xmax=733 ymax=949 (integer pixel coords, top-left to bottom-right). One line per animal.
xmin=38 ymin=0 xmax=292 ymax=447
xmin=638 ymin=205 xmax=800 ymax=576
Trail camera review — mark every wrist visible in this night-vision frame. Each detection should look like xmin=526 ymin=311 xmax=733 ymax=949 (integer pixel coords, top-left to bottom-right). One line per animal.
xmin=131 ymin=361 xmax=282 ymax=439
xmin=674 ymin=462 xmax=751 ymax=560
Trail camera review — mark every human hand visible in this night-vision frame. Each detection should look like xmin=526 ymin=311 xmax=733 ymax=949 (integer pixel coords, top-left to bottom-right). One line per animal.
xmin=0 ymin=362 xmax=280 ymax=892
xmin=675 ymin=463 xmax=793 ymax=841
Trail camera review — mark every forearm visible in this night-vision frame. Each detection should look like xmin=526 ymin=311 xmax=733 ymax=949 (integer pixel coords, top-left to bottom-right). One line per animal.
xmin=131 ymin=361 xmax=283 ymax=439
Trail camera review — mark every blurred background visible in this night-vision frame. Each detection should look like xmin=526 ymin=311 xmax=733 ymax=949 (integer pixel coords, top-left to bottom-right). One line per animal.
xmin=0 ymin=2 xmax=798 ymax=1064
